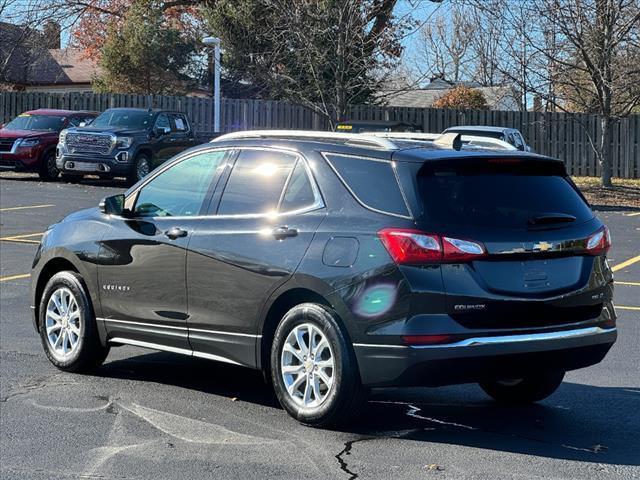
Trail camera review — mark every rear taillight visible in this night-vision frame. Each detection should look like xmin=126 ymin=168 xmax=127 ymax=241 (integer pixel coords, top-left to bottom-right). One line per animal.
xmin=378 ymin=228 xmax=486 ymax=264
xmin=585 ymin=226 xmax=611 ymax=255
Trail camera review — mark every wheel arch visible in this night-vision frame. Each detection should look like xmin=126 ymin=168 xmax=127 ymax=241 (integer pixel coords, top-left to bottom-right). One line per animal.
xmin=33 ymin=257 xmax=79 ymax=331
xmin=257 ymin=279 xmax=356 ymax=374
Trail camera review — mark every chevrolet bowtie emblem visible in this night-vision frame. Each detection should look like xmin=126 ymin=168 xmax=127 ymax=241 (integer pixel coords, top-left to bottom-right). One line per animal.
xmin=533 ymin=241 xmax=553 ymax=252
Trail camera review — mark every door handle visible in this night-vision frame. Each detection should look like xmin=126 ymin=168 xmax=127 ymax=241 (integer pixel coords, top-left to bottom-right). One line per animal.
xmin=165 ymin=227 xmax=188 ymax=239
xmin=272 ymin=226 xmax=298 ymax=239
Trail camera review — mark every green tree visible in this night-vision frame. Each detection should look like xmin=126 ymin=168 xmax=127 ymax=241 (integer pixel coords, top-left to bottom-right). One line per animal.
xmin=203 ymin=0 xmax=411 ymax=123
xmin=94 ymin=0 xmax=198 ymax=94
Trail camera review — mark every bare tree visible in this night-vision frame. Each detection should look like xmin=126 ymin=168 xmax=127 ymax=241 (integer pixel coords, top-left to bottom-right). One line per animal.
xmin=462 ymin=0 xmax=640 ymax=187
xmin=416 ymin=5 xmax=476 ymax=83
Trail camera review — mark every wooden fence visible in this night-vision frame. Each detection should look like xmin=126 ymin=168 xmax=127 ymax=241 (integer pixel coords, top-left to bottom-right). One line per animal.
xmin=1 ymin=91 xmax=638 ymax=178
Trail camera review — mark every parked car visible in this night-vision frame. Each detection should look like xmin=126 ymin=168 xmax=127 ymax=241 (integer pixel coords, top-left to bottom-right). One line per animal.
xmin=335 ymin=120 xmax=421 ymax=133
xmin=56 ymin=108 xmax=202 ymax=184
xmin=31 ymin=130 xmax=616 ymax=426
xmin=443 ymin=125 xmax=532 ymax=152
xmin=0 ymin=109 xmax=97 ymax=180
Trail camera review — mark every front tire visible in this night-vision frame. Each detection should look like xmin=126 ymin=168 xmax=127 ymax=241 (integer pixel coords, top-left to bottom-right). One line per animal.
xmin=38 ymin=150 xmax=59 ymax=181
xmin=479 ymin=371 xmax=565 ymax=404
xmin=38 ymin=271 xmax=109 ymax=372
xmin=271 ymin=303 xmax=365 ymax=426
xmin=127 ymin=153 xmax=151 ymax=185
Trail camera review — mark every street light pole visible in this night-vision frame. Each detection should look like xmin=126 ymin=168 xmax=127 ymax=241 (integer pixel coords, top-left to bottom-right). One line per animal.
xmin=202 ymin=36 xmax=221 ymax=133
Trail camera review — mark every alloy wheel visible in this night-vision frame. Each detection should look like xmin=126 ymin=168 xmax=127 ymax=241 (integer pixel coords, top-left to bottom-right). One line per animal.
xmin=137 ymin=157 xmax=150 ymax=181
xmin=45 ymin=287 xmax=81 ymax=360
xmin=46 ymin=153 xmax=59 ymax=178
xmin=280 ymin=323 xmax=334 ymax=409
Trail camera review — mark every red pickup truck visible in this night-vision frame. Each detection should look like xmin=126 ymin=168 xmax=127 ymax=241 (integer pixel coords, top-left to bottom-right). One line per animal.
xmin=0 ymin=109 xmax=97 ymax=180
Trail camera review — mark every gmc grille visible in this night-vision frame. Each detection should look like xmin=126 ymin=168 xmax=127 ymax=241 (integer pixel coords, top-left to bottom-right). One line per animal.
xmin=66 ymin=133 xmax=113 ymax=155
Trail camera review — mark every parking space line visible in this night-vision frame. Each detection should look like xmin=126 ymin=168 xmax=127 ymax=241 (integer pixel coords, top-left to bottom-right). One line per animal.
xmin=616 ymin=281 xmax=640 ymax=286
xmin=0 ymin=204 xmax=54 ymax=212
xmin=0 ymin=232 xmax=43 ymax=244
xmin=612 ymin=255 xmax=640 ymax=272
xmin=0 ymin=273 xmax=30 ymax=282
xmin=617 ymin=306 xmax=640 ymax=311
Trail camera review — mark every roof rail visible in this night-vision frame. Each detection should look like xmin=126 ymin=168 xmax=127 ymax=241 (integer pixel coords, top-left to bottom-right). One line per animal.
xmin=368 ymin=131 xmax=517 ymax=151
xmin=211 ymin=130 xmax=398 ymax=150
xmin=367 ymin=132 xmax=440 ymax=141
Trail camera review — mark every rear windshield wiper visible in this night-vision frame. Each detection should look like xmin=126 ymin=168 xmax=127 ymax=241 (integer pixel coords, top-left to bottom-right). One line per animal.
xmin=527 ymin=213 xmax=576 ymax=227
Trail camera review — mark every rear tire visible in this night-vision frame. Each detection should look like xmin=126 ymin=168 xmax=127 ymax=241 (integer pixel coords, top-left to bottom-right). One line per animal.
xmin=38 ymin=150 xmax=59 ymax=181
xmin=271 ymin=303 xmax=366 ymax=427
xmin=480 ymin=371 xmax=565 ymax=404
xmin=38 ymin=271 xmax=109 ymax=373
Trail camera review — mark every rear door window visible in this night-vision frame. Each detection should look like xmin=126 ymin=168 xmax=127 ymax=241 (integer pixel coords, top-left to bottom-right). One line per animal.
xmin=170 ymin=114 xmax=189 ymax=132
xmin=324 ymin=153 xmax=410 ymax=218
xmin=217 ymin=149 xmax=298 ymax=215
xmin=415 ymin=160 xmax=593 ymax=229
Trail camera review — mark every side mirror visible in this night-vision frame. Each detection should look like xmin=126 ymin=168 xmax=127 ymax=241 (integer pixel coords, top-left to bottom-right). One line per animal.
xmin=99 ymin=194 xmax=126 ymax=216
xmin=155 ymin=126 xmax=171 ymax=137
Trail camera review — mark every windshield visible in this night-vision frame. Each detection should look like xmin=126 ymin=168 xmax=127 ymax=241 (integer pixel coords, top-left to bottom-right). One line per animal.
xmin=4 ymin=114 xmax=65 ymax=132
xmin=415 ymin=160 xmax=593 ymax=230
xmin=91 ymin=110 xmax=153 ymax=129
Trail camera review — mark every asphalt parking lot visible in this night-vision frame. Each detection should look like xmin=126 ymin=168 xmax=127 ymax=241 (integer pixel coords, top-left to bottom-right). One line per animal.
xmin=1 ymin=173 xmax=639 ymax=480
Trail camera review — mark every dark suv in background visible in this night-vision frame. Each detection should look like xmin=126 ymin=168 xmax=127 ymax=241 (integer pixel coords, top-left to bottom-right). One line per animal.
xmin=31 ymin=130 xmax=616 ymax=426
xmin=0 ymin=109 xmax=97 ymax=180
xmin=56 ymin=108 xmax=200 ymax=184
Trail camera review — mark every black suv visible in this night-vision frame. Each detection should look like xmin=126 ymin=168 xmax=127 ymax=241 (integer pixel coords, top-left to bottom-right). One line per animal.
xmin=56 ymin=108 xmax=200 ymax=184
xmin=31 ymin=130 xmax=616 ymax=426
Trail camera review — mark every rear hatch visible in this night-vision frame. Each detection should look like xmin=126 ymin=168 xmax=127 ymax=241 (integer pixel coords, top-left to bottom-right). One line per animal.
xmin=406 ymin=156 xmax=609 ymax=329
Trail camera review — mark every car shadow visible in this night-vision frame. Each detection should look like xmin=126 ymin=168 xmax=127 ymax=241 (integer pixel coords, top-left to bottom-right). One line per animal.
xmin=99 ymin=351 xmax=640 ymax=467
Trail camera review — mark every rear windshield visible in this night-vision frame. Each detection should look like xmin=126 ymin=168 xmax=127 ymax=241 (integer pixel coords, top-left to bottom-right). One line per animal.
xmin=416 ymin=160 xmax=593 ymax=229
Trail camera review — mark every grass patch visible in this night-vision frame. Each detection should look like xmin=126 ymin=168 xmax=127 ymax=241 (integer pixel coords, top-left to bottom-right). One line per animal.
xmin=572 ymin=176 xmax=640 ymax=209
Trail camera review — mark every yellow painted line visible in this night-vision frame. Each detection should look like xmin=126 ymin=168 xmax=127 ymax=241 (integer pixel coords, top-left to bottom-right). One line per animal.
xmin=617 ymin=306 xmax=640 ymax=311
xmin=0 ymin=273 xmax=30 ymax=282
xmin=612 ymin=255 xmax=640 ymax=272
xmin=616 ymin=281 xmax=640 ymax=286
xmin=0 ymin=238 xmax=40 ymax=244
xmin=2 ymin=232 xmax=44 ymax=239
xmin=623 ymin=212 xmax=640 ymax=217
xmin=0 ymin=204 xmax=54 ymax=212
xmin=0 ymin=232 xmax=43 ymax=244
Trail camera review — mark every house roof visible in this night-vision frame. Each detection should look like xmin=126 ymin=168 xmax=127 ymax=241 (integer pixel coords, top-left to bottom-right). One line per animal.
xmin=1 ymin=22 xmax=99 ymax=86
xmin=43 ymin=49 xmax=99 ymax=84
xmin=379 ymin=82 xmax=518 ymax=110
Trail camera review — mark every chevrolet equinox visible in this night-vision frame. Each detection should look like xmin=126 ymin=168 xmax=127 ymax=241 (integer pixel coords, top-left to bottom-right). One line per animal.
xmin=30 ymin=130 xmax=617 ymax=426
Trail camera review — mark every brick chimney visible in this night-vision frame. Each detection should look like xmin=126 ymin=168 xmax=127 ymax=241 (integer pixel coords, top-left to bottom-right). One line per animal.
xmin=43 ymin=21 xmax=61 ymax=49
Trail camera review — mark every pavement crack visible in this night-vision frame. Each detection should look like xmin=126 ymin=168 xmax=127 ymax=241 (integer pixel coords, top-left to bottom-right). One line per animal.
xmin=335 ymin=437 xmax=374 ymax=480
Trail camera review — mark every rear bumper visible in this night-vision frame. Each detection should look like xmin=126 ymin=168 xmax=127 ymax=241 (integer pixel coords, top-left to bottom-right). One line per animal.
xmin=354 ymin=326 xmax=617 ymax=387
